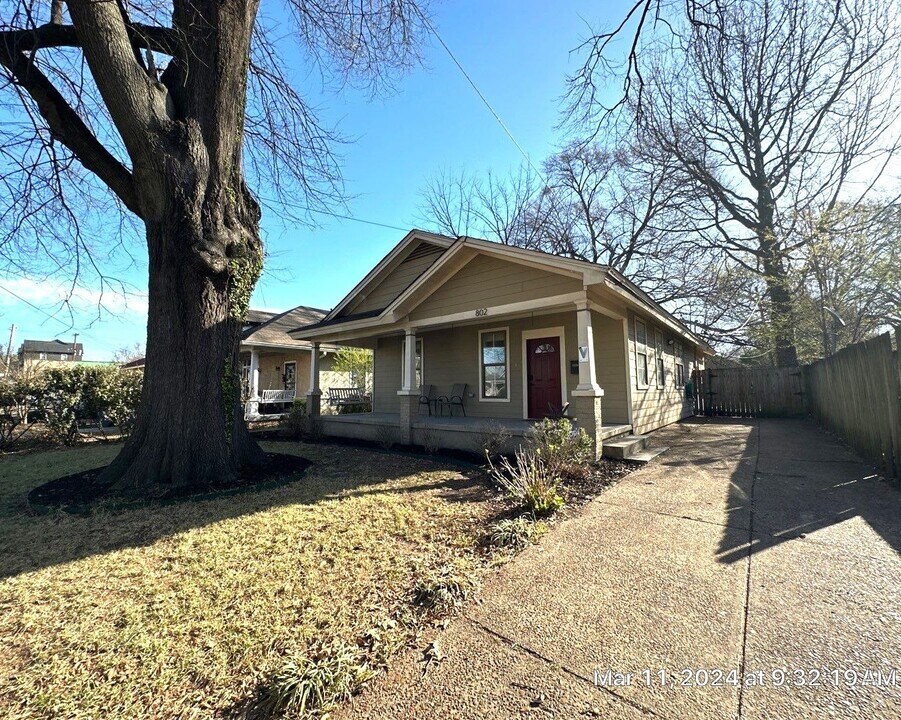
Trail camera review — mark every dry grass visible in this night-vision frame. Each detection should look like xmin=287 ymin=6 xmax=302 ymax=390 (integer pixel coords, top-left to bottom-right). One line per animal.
xmin=0 ymin=441 xmax=500 ymax=719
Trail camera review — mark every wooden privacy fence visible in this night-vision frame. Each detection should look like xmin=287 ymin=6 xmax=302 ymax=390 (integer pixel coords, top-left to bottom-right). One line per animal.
xmin=805 ymin=329 xmax=900 ymax=482
xmin=694 ymin=328 xmax=901 ymax=482
xmin=693 ymin=366 xmax=805 ymax=417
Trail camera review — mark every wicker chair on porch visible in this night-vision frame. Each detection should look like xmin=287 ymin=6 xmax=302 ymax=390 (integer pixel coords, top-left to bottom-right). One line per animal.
xmin=438 ymin=383 xmax=467 ymax=416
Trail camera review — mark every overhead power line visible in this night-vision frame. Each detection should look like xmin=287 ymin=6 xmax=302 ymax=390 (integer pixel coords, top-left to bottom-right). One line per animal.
xmin=257 ymin=195 xmax=409 ymax=232
xmin=414 ymin=6 xmax=545 ymax=179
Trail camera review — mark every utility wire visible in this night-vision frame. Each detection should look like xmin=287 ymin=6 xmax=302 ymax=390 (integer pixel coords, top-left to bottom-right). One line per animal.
xmin=414 ymin=7 xmax=545 ymax=180
xmin=257 ymin=195 xmax=409 ymax=232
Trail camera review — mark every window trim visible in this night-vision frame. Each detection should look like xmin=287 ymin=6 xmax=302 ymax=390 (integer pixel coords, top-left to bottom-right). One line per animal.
xmin=674 ymin=340 xmax=685 ymax=388
xmin=655 ymin=329 xmax=665 ymax=389
xmin=478 ymin=327 xmax=511 ymax=403
xmin=398 ymin=337 xmax=424 ymax=388
xmin=634 ymin=317 xmax=649 ymax=389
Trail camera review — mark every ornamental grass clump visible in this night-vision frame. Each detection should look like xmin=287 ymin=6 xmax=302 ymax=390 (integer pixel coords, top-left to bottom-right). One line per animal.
xmin=249 ymin=640 xmax=374 ymax=719
xmin=488 ymin=449 xmax=563 ymax=516
xmin=488 ymin=516 xmax=546 ymax=549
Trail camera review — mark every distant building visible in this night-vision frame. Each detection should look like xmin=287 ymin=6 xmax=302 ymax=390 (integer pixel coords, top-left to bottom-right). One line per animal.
xmin=18 ymin=339 xmax=84 ymax=369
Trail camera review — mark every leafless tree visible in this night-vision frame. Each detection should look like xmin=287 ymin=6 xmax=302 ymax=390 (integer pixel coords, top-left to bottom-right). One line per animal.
xmin=0 ymin=0 xmax=429 ymax=492
xmin=570 ymin=0 xmax=901 ymax=365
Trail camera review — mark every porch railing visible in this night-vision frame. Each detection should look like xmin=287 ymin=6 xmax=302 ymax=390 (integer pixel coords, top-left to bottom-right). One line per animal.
xmin=259 ymin=389 xmax=295 ymax=403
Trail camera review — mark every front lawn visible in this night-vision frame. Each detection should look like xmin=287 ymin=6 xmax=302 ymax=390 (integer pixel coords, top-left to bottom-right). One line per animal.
xmin=0 ymin=442 xmax=501 ymax=718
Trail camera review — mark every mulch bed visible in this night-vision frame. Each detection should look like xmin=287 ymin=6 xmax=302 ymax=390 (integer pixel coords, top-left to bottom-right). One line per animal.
xmin=27 ymin=452 xmax=312 ymax=510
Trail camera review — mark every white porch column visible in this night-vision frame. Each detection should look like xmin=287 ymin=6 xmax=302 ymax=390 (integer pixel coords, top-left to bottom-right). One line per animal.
xmin=249 ymin=349 xmax=260 ymax=398
xmin=397 ymin=329 xmax=418 ymax=445
xmin=573 ymin=303 xmax=603 ymax=395
xmin=245 ymin=348 xmax=261 ymax=420
xmin=572 ymin=302 xmax=604 ymax=460
xmin=306 ymin=342 xmax=322 ymax=417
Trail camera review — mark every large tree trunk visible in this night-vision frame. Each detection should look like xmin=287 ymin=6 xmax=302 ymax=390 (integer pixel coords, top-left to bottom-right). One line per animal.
xmin=96 ymin=0 xmax=266 ymax=494
xmin=101 ymin=190 xmax=266 ymax=493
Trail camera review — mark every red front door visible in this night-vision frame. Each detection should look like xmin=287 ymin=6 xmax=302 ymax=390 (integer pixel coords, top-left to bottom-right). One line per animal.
xmin=527 ymin=336 xmax=562 ymax=419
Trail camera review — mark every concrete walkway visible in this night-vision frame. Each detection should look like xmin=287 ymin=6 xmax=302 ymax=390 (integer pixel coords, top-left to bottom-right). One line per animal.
xmin=339 ymin=418 xmax=900 ymax=720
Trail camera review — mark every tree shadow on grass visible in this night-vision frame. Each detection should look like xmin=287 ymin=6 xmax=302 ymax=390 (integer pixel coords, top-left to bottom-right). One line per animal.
xmin=0 ymin=443 xmax=493 ymax=581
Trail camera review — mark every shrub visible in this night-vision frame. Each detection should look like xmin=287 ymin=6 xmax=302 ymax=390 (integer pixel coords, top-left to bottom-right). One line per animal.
xmin=0 ymin=371 xmax=42 ymax=450
xmin=40 ymin=365 xmax=143 ymax=444
xmin=419 ymin=427 xmax=440 ymax=455
xmin=374 ymin=423 xmax=397 ymax=451
xmin=249 ymin=640 xmax=374 ymax=719
xmin=488 ymin=517 xmax=545 ymax=550
xmin=528 ymin=418 xmax=593 ymax=471
xmin=488 ymin=450 xmax=563 ymax=516
xmin=282 ymin=401 xmax=306 ymax=438
xmin=474 ymin=420 xmax=512 ymax=460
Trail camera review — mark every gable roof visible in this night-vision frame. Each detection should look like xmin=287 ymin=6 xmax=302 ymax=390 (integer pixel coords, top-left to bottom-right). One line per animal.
xmin=21 ymin=339 xmax=83 ymax=355
xmin=292 ymin=231 xmax=711 ymax=351
xmin=326 ymin=229 xmax=455 ymax=321
xmin=245 ymin=309 xmax=278 ymax=326
xmin=241 ymin=305 xmax=330 ymax=349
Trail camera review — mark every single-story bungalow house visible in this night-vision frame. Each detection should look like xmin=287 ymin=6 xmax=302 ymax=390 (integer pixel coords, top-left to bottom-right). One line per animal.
xmin=290 ymin=230 xmax=712 ymax=458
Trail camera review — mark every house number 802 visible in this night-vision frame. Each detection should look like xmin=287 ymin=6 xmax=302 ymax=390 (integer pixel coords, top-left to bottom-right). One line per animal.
xmin=474 ymin=308 xmax=489 ymax=317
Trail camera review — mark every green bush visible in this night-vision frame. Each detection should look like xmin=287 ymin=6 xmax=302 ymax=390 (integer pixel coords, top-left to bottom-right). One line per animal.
xmin=0 ymin=371 xmax=42 ymax=449
xmin=488 ymin=450 xmax=564 ymax=516
xmin=39 ymin=365 xmax=143 ymax=445
xmin=528 ymin=417 xmax=593 ymax=471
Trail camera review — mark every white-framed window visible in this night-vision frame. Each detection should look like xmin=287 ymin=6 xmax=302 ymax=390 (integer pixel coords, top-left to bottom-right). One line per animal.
xmin=635 ymin=318 xmax=649 ymax=388
xmin=399 ymin=338 xmax=423 ymax=388
xmin=655 ymin=330 xmax=665 ymax=388
xmin=674 ymin=340 xmax=685 ymax=387
xmin=39 ymin=352 xmax=47 ymax=360
xmin=479 ymin=328 xmax=509 ymax=401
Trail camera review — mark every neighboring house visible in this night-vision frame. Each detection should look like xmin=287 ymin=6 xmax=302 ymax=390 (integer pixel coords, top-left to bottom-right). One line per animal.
xmin=240 ymin=305 xmax=349 ymax=418
xmin=18 ymin=339 xmax=84 ymax=369
xmin=120 ymin=306 xmax=352 ymax=419
xmin=290 ymin=230 xmax=713 ymax=458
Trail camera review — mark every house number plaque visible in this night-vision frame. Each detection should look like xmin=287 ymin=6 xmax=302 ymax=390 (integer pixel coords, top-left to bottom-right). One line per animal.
xmin=474 ymin=307 xmax=489 ymax=317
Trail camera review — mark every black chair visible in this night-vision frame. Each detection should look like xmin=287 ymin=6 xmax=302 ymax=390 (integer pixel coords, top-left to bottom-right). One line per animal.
xmin=438 ymin=383 xmax=467 ymax=416
xmin=418 ymin=384 xmax=436 ymax=415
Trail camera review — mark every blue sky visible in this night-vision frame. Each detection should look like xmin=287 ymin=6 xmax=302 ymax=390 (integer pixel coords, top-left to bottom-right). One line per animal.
xmin=0 ymin=1 xmax=628 ymax=360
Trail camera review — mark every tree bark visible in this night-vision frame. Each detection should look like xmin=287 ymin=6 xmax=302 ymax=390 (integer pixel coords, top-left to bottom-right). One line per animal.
xmin=759 ymin=230 xmax=799 ymax=367
xmin=90 ymin=0 xmax=268 ymax=493
xmin=101 ymin=188 xmax=266 ymax=494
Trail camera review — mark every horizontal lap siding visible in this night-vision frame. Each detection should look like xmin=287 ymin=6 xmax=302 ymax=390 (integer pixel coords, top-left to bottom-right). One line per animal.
xmin=352 ymin=243 xmax=444 ymax=314
xmin=372 ymin=313 xmax=580 ymax=419
xmin=593 ymin=312 xmax=630 ymax=424
xmin=627 ymin=312 xmax=696 ymax=434
xmin=373 ymin=336 xmax=402 ymax=413
xmin=409 ymin=255 xmax=582 ymax=321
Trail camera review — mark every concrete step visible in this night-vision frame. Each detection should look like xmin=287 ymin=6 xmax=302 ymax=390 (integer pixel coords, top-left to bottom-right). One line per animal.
xmin=623 ymin=447 xmax=669 ymax=464
xmin=602 ymin=434 xmax=648 ymax=460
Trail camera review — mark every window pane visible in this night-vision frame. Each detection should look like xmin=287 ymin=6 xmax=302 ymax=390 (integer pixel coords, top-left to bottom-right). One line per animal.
xmin=638 ymin=353 xmax=648 ymax=385
xmin=636 ymin=320 xmax=647 ymax=346
xmin=483 ymin=361 xmax=507 ymax=398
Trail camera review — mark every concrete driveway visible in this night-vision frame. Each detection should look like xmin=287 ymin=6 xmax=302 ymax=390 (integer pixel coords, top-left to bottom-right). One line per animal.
xmin=339 ymin=418 xmax=900 ymax=720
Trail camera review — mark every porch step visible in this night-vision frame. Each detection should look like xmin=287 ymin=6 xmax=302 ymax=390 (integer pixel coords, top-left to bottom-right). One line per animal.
xmin=602 ymin=434 xmax=648 ymax=460
xmin=622 ymin=447 xmax=669 ymax=464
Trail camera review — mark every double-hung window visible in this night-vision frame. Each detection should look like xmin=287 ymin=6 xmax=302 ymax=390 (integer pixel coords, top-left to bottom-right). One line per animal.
xmin=635 ymin=319 xmax=649 ymax=387
xmin=674 ymin=340 xmax=685 ymax=387
xmin=479 ymin=329 xmax=508 ymax=400
xmin=655 ymin=330 xmax=665 ymax=388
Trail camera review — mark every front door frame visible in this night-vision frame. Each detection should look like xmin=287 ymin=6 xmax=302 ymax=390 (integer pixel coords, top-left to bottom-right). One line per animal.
xmin=521 ymin=325 xmax=568 ymax=420
xmin=283 ymin=360 xmax=297 ymax=392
